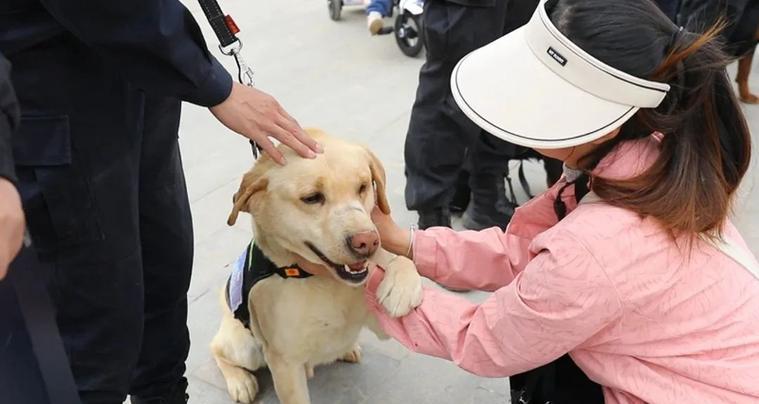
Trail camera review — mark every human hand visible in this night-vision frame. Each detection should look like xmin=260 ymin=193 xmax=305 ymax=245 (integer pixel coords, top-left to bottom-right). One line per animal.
xmin=371 ymin=206 xmax=411 ymax=258
xmin=0 ymin=178 xmax=25 ymax=279
xmin=209 ymin=82 xmax=322 ymax=165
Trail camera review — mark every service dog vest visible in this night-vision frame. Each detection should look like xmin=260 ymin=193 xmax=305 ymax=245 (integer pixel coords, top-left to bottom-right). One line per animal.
xmin=226 ymin=242 xmax=312 ymax=329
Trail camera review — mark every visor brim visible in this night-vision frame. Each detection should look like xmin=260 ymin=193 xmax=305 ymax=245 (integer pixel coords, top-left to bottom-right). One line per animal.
xmin=451 ymin=26 xmax=640 ymax=150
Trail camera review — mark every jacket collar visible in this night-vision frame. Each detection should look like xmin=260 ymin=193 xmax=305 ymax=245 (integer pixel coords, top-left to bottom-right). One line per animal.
xmin=591 ymin=133 xmax=661 ymax=181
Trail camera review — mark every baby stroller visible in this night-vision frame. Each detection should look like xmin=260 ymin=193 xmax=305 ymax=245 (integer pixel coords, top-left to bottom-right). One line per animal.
xmin=327 ymin=0 xmax=426 ymax=57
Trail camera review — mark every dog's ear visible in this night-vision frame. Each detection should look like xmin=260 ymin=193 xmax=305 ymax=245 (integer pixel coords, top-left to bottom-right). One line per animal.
xmin=227 ymin=171 xmax=269 ymax=226
xmin=365 ymin=148 xmax=391 ymax=215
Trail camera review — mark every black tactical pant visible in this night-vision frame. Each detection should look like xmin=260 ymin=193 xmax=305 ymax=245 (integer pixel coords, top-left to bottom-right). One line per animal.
xmin=14 ymin=91 xmax=193 ymax=403
xmin=404 ymin=0 xmax=522 ymax=211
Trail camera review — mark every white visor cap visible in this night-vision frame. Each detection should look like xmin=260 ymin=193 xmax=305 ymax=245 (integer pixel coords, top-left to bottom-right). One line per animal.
xmin=451 ymin=0 xmax=671 ymax=149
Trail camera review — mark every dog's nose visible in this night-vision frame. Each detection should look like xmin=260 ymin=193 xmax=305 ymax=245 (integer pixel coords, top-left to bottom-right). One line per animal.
xmin=347 ymin=231 xmax=379 ymax=257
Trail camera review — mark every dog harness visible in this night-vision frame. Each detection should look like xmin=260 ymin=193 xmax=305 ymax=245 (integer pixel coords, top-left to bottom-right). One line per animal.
xmin=226 ymin=241 xmax=312 ymax=329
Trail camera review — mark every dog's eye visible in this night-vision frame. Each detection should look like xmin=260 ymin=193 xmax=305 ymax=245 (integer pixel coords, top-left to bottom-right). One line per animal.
xmin=301 ymin=192 xmax=325 ymax=205
xmin=358 ymin=183 xmax=368 ymax=194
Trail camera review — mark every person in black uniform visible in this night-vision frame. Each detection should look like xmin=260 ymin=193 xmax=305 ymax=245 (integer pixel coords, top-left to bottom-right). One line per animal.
xmin=404 ymin=0 xmax=542 ymax=231
xmin=0 ymin=1 xmax=320 ymax=403
xmin=2 ymin=51 xmax=81 ymax=404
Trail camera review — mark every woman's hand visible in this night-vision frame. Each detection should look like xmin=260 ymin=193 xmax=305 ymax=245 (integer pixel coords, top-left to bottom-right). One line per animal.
xmin=0 ymin=178 xmax=25 ymax=279
xmin=209 ymin=82 xmax=322 ymax=165
xmin=371 ymin=206 xmax=412 ymax=258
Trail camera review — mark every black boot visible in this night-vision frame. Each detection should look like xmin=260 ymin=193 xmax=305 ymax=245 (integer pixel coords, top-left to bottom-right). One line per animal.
xmin=462 ymin=174 xmax=515 ymax=231
xmin=130 ymin=378 xmax=189 ymax=404
xmin=417 ymin=207 xmax=451 ymax=230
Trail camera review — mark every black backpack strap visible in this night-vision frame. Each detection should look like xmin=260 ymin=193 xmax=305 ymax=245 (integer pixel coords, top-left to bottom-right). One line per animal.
xmin=518 ymin=161 xmax=534 ymax=199
xmin=504 ymin=173 xmax=519 ymax=206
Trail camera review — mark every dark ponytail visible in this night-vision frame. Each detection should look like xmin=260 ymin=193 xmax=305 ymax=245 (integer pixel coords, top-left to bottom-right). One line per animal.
xmin=550 ymin=0 xmax=752 ymax=238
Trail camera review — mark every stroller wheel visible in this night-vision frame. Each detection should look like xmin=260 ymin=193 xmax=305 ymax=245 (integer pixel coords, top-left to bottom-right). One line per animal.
xmin=394 ymin=11 xmax=424 ymax=57
xmin=328 ymin=0 xmax=343 ymax=21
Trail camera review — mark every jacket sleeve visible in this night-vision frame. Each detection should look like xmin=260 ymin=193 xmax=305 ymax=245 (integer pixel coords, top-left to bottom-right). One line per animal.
xmin=412 ymin=187 xmax=565 ymax=292
xmin=366 ymin=229 xmax=623 ymax=378
xmin=412 ymin=227 xmax=533 ymax=291
xmin=0 ymin=53 xmax=19 ymax=183
xmin=40 ymin=0 xmax=233 ymax=107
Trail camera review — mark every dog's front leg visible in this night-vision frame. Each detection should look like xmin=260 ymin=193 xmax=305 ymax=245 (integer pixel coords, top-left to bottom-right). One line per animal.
xmin=265 ymin=349 xmax=310 ymax=404
xmin=372 ymin=249 xmax=423 ymax=317
xmin=366 ymin=315 xmax=389 ymax=340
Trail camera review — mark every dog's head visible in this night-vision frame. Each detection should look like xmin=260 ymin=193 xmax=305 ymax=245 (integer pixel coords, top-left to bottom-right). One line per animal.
xmin=227 ymin=129 xmax=391 ymax=286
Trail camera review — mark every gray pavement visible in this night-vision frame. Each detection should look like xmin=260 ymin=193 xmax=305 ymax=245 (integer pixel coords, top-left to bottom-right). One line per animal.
xmin=171 ymin=0 xmax=759 ymax=402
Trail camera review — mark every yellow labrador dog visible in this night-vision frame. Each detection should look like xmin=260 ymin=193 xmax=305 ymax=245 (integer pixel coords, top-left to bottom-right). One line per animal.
xmin=211 ymin=129 xmax=423 ymax=404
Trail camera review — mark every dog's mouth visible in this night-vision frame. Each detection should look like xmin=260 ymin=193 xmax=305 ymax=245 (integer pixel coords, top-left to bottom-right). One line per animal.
xmin=305 ymin=242 xmax=368 ymax=284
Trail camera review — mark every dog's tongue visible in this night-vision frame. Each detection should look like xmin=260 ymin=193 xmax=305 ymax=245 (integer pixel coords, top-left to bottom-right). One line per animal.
xmin=347 ymin=261 xmax=366 ymax=272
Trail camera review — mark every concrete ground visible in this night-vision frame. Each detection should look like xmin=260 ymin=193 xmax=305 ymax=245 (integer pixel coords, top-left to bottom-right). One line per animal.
xmin=170 ymin=0 xmax=759 ymax=402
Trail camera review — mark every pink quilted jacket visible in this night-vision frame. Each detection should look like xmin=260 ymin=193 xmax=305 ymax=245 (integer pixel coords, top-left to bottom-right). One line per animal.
xmin=366 ymin=135 xmax=759 ymax=403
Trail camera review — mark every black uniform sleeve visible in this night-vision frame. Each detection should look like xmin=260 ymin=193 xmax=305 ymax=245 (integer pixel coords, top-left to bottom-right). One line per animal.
xmin=0 ymin=53 xmax=19 ymax=183
xmin=40 ymin=0 xmax=233 ymax=107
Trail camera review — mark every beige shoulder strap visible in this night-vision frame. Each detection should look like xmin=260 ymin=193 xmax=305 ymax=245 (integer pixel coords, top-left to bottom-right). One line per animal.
xmin=578 ymin=192 xmax=759 ymax=279
xmin=711 ymin=238 xmax=759 ymax=280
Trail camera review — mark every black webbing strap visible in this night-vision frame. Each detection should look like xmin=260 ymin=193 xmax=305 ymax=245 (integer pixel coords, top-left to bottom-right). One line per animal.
xmin=11 ymin=247 xmax=81 ymax=404
xmin=197 ymin=0 xmax=239 ymax=47
xmin=518 ymin=161 xmax=534 ymax=200
xmin=225 ymin=242 xmax=312 ymax=329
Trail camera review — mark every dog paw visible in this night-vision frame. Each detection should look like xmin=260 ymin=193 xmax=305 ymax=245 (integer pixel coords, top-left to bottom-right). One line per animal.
xmin=225 ymin=370 xmax=259 ymax=404
xmin=376 ymin=258 xmax=423 ymax=317
xmin=339 ymin=343 xmax=362 ymax=364
xmin=305 ymin=364 xmax=315 ymax=379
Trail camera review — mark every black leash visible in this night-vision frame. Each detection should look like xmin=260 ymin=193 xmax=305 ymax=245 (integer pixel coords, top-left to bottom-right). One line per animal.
xmin=9 ymin=245 xmax=81 ymax=404
xmin=196 ymin=0 xmax=261 ymax=158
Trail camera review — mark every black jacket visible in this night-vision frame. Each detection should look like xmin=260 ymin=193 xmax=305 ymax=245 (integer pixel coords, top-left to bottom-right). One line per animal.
xmin=679 ymin=0 xmax=758 ymax=56
xmin=1 ymin=0 xmax=232 ymax=187
xmin=0 ymin=0 xmax=231 ymax=108
xmin=0 ymin=53 xmax=18 ymax=183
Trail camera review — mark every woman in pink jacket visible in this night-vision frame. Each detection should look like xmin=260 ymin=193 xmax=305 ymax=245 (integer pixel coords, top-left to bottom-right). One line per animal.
xmin=365 ymin=0 xmax=759 ymax=402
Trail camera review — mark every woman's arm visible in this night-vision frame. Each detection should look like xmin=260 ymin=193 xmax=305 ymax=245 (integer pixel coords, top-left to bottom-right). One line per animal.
xmin=411 ymin=227 xmax=533 ymax=291
xmin=374 ymin=190 xmax=563 ymax=291
xmin=365 ymin=229 xmax=622 ymax=377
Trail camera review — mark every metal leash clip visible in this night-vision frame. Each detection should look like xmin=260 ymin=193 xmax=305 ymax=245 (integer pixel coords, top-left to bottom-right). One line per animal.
xmin=220 ymin=40 xmax=255 ymax=87
xmin=198 ymin=0 xmax=261 ymax=159
xmin=219 ymin=40 xmax=260 ymax=158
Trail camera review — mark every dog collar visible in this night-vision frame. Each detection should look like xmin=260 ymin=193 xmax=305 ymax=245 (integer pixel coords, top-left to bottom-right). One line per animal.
xmin=247 ymin=241 xmax=313 ymax=280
